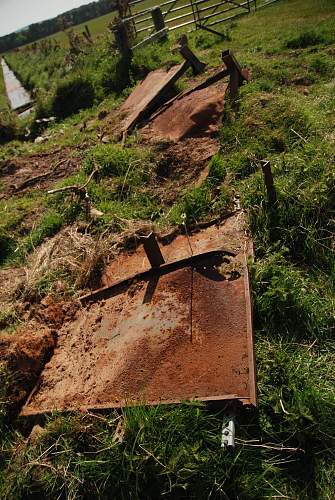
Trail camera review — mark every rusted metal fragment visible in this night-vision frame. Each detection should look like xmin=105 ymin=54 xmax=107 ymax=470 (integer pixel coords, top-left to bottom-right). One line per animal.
xmin=118 ymin=61 xmax=189 ymax=135
xmin=102 ymin=215 xmax=247 ymax=287
xmin=1 ymin=59 xmax=32 ymax=113
xmin=21 ymin=215 xmax=256 ymax=416
xmin=141 ymin=80 xmax=228 ymax=141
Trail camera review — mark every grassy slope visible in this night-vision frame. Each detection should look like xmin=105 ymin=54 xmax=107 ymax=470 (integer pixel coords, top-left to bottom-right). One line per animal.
xmin=0 ymin=0 xmax=335 ymax=498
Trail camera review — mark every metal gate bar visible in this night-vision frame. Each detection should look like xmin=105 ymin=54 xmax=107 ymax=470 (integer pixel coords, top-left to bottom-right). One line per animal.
xmin=121 ymin=0 xmax=280 ymax=39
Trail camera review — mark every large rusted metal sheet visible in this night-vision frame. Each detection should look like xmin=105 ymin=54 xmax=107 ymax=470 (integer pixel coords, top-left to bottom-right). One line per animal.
xmin=21 ymin=215 xmax=256 ymax=416
xmin=1 ymin=59 xmax=32 ymax=112
xmin=118 ymin=61 xmax=188 ymax=134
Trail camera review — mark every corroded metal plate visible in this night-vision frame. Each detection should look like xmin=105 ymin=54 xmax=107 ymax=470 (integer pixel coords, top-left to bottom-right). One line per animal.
xmin=22 ymin=216 xmax=256 ymax=415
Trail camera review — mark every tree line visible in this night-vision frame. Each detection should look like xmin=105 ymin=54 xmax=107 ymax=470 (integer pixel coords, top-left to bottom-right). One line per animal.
xmin=0 ymin=0 xmax=117 ymax=53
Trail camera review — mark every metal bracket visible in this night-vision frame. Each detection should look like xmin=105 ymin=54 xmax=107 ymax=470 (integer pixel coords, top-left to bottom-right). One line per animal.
xmin=141 ymin=232 xmax=165 ymax=268
xmin=221 ymin=416 xmax=235 ymax=448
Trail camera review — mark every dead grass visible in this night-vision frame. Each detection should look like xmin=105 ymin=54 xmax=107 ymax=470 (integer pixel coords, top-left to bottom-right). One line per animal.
xmin=22 ymin=219 xmax=157 ymax=298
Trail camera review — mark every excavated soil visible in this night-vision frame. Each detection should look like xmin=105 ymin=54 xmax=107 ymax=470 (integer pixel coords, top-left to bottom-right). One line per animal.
xmin=25 ymin=296 xmax=80 ymax=328
xmin=149 ymin=137 xmax=219 ymax=204
xmin=0 ymin=146 xmax=83 ymax=199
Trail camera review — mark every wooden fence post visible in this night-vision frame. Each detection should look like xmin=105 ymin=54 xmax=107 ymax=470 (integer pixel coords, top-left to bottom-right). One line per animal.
xmin=113 ymin=20 xmax=132 ymax=58
xmin=151 ymin=7 xmax=167 ymax=34
xmin=261 ymin=160 xmax=277 ymax=205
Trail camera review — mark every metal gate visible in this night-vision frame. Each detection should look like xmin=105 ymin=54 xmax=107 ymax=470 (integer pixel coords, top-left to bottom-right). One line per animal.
xmin=117 ymin=0 xmax=280 ymax=41
xmin=122 ymin=0 xmax=253 ymax=37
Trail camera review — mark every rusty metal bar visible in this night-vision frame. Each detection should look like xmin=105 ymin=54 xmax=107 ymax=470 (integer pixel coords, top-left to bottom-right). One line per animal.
xmin=79 ymin=249 xmax=235 ymax=305
xmin=142 ymin=232 xmax=165 ymax=268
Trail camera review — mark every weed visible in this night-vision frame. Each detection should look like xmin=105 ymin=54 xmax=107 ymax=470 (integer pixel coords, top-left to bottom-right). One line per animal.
xmin=51 ymin=76 xmax=95 ymax=118
xmin=0 ymin=307 xmax=21 ymax=332
xmin=286 ymin=30 xmax=325 ymax=49
xmin=310 ymin=55 xmax=331 ymax=75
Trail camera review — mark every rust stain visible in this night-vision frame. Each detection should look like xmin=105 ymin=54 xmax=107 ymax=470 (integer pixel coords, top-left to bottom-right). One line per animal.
xmin=118 ymin=62 xmax=188 ymax=134
xmin=21 ymin=215 xmax=256 ymax=416
xmin=141 ymin=81 xmax=228 ymax=142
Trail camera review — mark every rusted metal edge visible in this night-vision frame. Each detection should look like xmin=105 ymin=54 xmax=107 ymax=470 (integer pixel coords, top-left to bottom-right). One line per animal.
xmin=243 ymin=244 xmax=257 ymax=407
xmin=122 ymin=59 xmax=190 ymax=134
xmin=79 ymin=249 xmax=236 ymax=305
xmin=21 ymin=395 xmax=254 ymax=417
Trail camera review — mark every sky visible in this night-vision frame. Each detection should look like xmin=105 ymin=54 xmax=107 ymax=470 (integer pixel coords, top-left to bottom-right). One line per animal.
xmin=0 ymin=0 xmax=94 ymax=37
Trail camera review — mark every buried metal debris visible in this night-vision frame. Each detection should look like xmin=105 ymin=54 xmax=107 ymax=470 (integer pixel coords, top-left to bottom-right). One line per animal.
xmin=140 ymin=50 xmax=250 ymax=142
xmin=118 ymin=60 xmax=189 ymax=136
xmin=116 ymin=49 xmax=249 ymax=140
xmin=21 ymin=213 xmax=256 ymax=417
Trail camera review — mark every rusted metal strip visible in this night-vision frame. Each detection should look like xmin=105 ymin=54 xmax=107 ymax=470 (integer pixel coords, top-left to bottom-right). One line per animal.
xmin=79 ymin=250 xmax=235 ymax=305
xmin=141 ymin=232 xmax=165 ymax=268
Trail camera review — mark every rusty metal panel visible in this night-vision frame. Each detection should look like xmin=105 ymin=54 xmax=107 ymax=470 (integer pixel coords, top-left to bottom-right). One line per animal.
xmin=21 ymin=217 xmax=256 ymax=416
xmin=118 ymin=61 xmax=188 ymax=134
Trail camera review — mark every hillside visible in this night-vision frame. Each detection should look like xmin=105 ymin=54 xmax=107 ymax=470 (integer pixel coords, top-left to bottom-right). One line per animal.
xmin=0 ymin=0 xmax=334 ymax=498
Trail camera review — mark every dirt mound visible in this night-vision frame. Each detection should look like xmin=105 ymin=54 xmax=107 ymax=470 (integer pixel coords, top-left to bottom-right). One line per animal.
xmin=25 ymin=296 xmax=79 ymax=328
xmin=0 ymin=267 xmax=26 ymax=308
xmin=149 ymin=137 xmax=219 ymax=204
xmin=141 ymin=81 xmax=228 ymax=142
xmin=0 ymin=324 xmax=56 ymax=413
xmin=0 ymin=146 xmax=83 ymax=199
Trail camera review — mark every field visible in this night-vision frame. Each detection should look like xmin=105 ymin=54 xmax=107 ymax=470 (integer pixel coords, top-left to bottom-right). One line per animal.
xmin=0 ymin=0 xmax=335 ymax=498
xmin=42 ymin=11 xmax=117 ymax=47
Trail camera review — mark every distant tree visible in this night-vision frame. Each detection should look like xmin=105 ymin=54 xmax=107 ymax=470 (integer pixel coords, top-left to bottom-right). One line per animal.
xmin=0 ymin=0 xmax=117 ymax=52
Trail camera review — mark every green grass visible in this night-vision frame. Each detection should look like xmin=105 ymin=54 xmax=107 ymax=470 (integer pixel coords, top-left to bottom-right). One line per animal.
xmin=0 ymin=0 xmax=334 ymax=498
xmin=0 ymin=64 xmax=8 ymax=112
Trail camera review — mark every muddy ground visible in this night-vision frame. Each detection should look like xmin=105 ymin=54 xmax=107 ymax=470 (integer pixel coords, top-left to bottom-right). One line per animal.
xmin=0 ymin=146 xmax=84 ymax=199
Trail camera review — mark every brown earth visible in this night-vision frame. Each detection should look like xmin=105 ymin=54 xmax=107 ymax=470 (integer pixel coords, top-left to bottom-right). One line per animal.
xmin=149 ymin=137 xmax=219 ymax=205
xmin=25 ymin=296 xmax=80 ymax=328
xmin=0 ymin=146 xmax=84 ymax=199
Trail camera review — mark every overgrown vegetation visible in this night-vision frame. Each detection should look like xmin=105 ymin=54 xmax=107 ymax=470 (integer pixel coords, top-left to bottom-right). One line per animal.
xmin=0 ymin=0 xmax=334 ymax=498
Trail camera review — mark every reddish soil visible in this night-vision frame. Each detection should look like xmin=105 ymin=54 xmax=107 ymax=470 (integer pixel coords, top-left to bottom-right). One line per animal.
xmin=0 ymin=146 xmax=83 ymax=199
xmin=26 ymin=296 xmax=80 ymax=328
xmin=21 ymin=215 xmax=255 ymax=415
xmin=0 ymin=324 xmax=56 ymax=413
